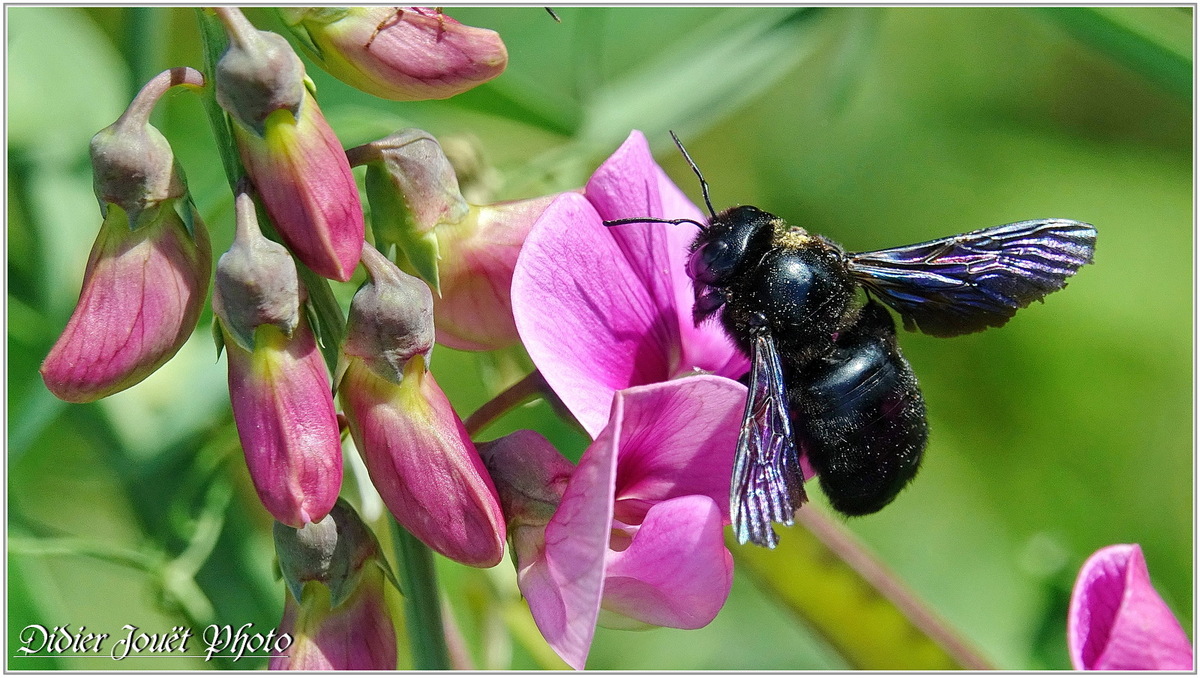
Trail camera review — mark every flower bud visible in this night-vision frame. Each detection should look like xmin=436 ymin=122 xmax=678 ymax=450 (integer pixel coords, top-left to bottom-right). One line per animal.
xmin=349 ymin=129 xmax=470 ymax=292
xmin=338 ymin=252 xmax=504 ymax=566
xmin=348 ymin=129 xmax=554 ymax=350
xmin=270 ymin=500 xmax=398 ymax=670
xmin=215 ymin=196 xmax=342 ymax=527
xmin=340 ymin=356 xmax=506 ymax=567
xmin=280 ymin=7 xmax=507 ymax=101
xmin=214 ymin=7 xmax=364 ymax=282
xmin=41 ymin=69 xmax=211 ymax=403
xmin=478 ymin=430 xmax=573 ymax=561
xmin=223 ymin=319 xmax=343 ymax=528
xmin=433 ymin=195 xmax=555 ymax=350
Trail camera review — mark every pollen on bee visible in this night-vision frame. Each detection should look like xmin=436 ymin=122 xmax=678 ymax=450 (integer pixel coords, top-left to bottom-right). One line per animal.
xmin=772 ymin=218 xmax=811 ymax=248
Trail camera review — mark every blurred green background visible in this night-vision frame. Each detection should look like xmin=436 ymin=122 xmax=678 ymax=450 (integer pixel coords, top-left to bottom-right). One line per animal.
xmin=7 ymin=6 xmax=1192 ymax=671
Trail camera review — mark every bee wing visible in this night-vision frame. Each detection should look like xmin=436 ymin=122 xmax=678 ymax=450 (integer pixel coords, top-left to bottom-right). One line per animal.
xmin=730 ymin=330 xmax=807 ymax=548
xmin=847 ymin=219 xmax=1096 ymax=337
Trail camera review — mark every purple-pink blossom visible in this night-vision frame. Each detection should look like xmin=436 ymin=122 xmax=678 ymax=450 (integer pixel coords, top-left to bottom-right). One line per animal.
xmin=481 ymin=376 xmax=745 ymax=669
xmin=1068 ymin=543 xmax=1192 ymax=670
xmin=511 ymin=130 xmax=747 ymax=436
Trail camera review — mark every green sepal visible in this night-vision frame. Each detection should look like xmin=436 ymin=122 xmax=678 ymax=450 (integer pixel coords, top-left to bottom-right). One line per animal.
xmin=211 ymin=318 xmax=226 ymax=361
xmin=297 ymin=263 xmax=347 ymax=377
xmin=364 ymin=163 xmax=442 ymax=294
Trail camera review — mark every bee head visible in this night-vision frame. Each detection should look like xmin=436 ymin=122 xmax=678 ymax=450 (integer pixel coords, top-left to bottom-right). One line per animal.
xmin=687 ymin=205 xmax=776 ymax=286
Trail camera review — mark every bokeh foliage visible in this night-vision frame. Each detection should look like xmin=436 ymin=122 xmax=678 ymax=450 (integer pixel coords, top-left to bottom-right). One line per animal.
xmin=7 ymin=6 xmax=1192 ymax=670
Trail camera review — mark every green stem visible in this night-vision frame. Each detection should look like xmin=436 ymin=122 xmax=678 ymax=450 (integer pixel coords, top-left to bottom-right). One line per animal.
xmin=391 ymin=522 xmax=451 ymax=670
xmin=194 ymin=8 xmax=242 ymax=190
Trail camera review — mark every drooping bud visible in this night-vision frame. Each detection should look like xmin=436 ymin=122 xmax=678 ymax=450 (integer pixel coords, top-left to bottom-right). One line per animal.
xmin=270 ymin=500 xmax=398 ymax=670
xmin=338 ymin=246 xmax=505 ymax=567
xmin=279 ymin=7 xmax=508 ymax=102
xmin=348 ymin=128 xmax=469 ymax=292
xmin=348 ymin=129 xmax=554 ymax=350
xmin=41 ymin=68 xmax=211 ymax=403
xmin=478 ymin=429 xmax=574 ymax=554
xmin=214 ymin=189 xmax=342 ymax=528
xmin=213 ymin=7 xmax=365 ymax=282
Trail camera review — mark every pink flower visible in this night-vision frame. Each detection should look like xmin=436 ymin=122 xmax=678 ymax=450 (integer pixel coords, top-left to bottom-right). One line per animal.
xmin=480 ymin=376 xmax=745 ymax=669
xmin=270 ymin=500 xmax=398 ymax=670
xmin=216 ymin=190 xmax=342 ymax=528
xmin=1068 ymin=543 xmax=1192 ymax=670
xmin=339 ymin=246 xmax=505 ymax=567
xmin=280 ymin=7 xmax=508 ymax=101
xmin=41 ymin=67 xmax=211 ymax=403
xmin=214 ymin=7 xmax=364 ymax=282
xmin=511 ymin=130 xmax=747 ymax=436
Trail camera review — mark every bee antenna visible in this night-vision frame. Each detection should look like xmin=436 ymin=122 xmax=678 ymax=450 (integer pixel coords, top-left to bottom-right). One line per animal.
xmin=669 ymin=130 xmax=717 ymax=220
xmin=602 ymin=217 xmax=707 ymax=229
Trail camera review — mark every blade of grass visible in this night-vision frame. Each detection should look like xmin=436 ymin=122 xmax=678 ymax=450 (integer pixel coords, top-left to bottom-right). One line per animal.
xmin=1030 ymin=7 xmax=1191 ymax=100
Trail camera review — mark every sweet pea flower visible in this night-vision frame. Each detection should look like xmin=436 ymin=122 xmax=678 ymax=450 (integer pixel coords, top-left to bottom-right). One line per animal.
xmin=480 ymin=376 xmax=745 ymax=669
xmin=512 ymin=130 xmax=748 ymax=436
xmin=216 ymin=191 xmax=342 ymax=528
xmin=339 ymin=246 xmax=506 ymax=567
xmin=270 ymin=500 xmax=398 ymax=670
xmin=348 ymin=128 xmax=555 ymax=350
xmin=279 ymin=7 xmax=508 ymax=101
xmin=41 ymin=68 xmax=211 ymax=403
xmin=1068 ymin=543 xmax=1193 ymax=670
xmin=214 ymin=7 xmax=364 ymax=282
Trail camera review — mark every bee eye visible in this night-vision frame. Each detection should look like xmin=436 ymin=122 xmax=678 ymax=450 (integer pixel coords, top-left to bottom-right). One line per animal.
xmin=688 ymin=240 xmax=730 ymax=284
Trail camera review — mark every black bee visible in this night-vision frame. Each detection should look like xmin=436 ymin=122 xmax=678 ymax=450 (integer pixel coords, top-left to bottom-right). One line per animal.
xmin=605 ymin=134 xmax=1097 ymax=548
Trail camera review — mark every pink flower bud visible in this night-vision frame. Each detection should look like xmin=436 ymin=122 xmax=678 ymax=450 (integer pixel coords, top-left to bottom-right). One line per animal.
xmin=270 ymin=501 xmax=397 ymax=670
xmin=41 ymin=68 xmax=211 ymax=403
xmin=340 ymin=356 xmax=505 ymax=567
xmin=340 ymin=245 xmax=503 ymax=566
xmin=347 ymin=129 xmax=555 ymax=350
xmin=280 ymin=7 xmax=507 ymax=101
xmin=214 ymin=7 xmax=365 ymax=282
xmin=215 ymin=195 xmax=341 ymax=527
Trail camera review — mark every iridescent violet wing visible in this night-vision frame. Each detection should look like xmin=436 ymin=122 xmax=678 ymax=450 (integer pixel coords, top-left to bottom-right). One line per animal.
xmin=847 ymin=219 xmax=1096 ymax=338
xmin=730 ymin=330 xmax=806 ymax=548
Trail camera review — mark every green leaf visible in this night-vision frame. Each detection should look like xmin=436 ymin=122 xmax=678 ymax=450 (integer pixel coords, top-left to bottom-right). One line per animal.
xmin=1030 ymin=7 xmax=1192 ymax=100
xmin=577 ymin=8 xmax=829 ymax=152
xmin=732 ymin=509 xmax=992 ymax=670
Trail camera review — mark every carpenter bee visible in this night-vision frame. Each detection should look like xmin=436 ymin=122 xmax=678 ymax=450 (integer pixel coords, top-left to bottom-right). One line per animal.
xmin=605 ymin=133 xmax=1096 ymax=548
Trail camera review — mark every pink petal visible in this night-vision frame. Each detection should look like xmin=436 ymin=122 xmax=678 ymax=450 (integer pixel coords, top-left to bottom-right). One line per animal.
xmin=610 ymin=376 xmax=745 ymax=522
xmin=226 ymin=321 xmax=342 ymax=527
xmin=512 ymin=192 xmax=679 ymax=436
xmin=601 ymin=494 xmax=733 ymax=630
xmin=519 ymin=395 xmax=623 ymax=669
xmin=42 ymin=208 xmax=210 ymax=403
xmin=340 ymin=359 xmax=505 ymax=567
xmin=1068 ymin=543 xmax=1192 ymax=670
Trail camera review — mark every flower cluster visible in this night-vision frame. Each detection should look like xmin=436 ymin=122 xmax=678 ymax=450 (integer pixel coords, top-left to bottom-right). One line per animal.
xmin=42 ymin=6 xmax=1182 ymax=672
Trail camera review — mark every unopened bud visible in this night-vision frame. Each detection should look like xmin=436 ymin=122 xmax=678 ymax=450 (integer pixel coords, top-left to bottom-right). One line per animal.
xmin=213 ymin=7 xmax=304 ymax=134
xmin=280 ymin=7 xmax=507 ymax=102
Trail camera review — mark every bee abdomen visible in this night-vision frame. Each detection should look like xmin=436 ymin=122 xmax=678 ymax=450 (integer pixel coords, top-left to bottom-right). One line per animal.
xmin=790 ymin=301 xmax=928 ymax=516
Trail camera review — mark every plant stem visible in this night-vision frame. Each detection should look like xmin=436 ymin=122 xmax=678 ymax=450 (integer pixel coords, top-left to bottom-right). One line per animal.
xmin=391 ymin=521 xmax=452 ymax=670
xmin=464 ymin=370 xmax=580 ymax=437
